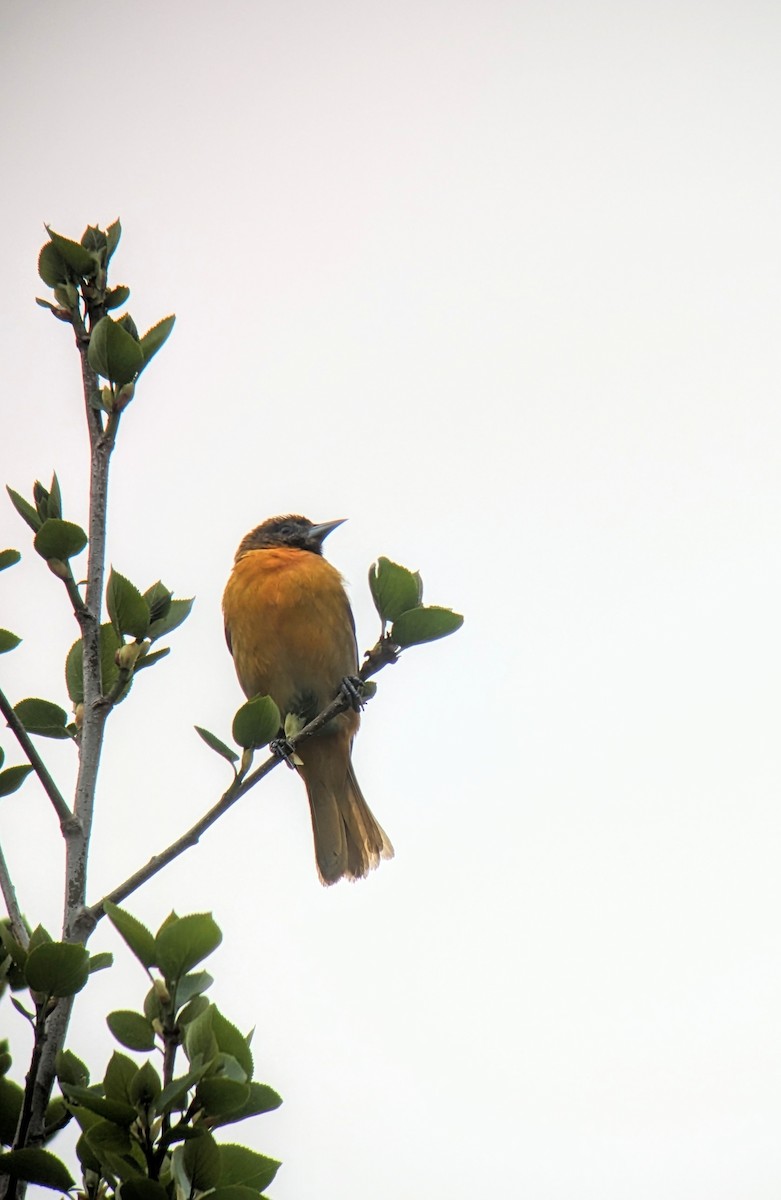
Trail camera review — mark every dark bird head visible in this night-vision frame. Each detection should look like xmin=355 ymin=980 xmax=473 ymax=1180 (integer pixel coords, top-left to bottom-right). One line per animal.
xmin=236 ymin=514 xmax=346 ymax=558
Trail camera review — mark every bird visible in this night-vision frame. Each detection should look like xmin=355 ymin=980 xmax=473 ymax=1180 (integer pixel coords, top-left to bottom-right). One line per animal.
xmin=222 ymin=514 xmax=394 ymax=884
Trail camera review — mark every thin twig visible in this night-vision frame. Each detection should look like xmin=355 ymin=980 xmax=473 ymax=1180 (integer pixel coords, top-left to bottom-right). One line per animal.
xmin=85 ymin=641 xmax=400 ymax=924
xmin=0 ymin=841 xmax=28 ymax=948
xmin=0 ymin=686 xmax=73 ymax=828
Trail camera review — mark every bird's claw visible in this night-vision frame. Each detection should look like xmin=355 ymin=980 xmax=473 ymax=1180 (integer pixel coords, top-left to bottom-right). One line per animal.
xmin=340 ymin=675 xmax=365 ymax=712
xmin=271 ymin=737 xmax=298 ymax=769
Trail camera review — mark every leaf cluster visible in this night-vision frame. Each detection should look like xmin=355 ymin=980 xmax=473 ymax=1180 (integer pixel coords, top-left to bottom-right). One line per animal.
xmin=368 ymin=556 xmax=463 ymax=646
xmin=1 ymin=471 xmax=194 ymax=734
xmin=36 ymin=220 xmax=174 ymax=410
xmin=64 ymin=574 xmax=194 ymax=708
xmin=0 ymin=909 xmax=281 ymax=1198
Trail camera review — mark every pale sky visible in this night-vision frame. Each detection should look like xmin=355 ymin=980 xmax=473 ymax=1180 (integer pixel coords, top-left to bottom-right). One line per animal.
xmin=2 ymin=1 xmax=781 ymax=1196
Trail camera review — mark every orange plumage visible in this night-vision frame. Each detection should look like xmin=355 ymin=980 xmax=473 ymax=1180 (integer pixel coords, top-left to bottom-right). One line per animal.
xmin=222 ymin=515 xmax=393 ymax=884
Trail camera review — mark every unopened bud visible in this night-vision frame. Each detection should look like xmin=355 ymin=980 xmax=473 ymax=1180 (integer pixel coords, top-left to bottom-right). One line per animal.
xmin=153 ymin=978 xmax=171 ymax=1004
xmin=115 ymin=642 xmax=143 ymax=670
xmin=73 ymin=703 xmax=84 ymax=729
xmin=115 ymin=382 xmax=135 ymax=412
xmin=101 ymin=385 xmax=114 ymax=412
xmin=46 ymin=558 xmax=70 ymax=580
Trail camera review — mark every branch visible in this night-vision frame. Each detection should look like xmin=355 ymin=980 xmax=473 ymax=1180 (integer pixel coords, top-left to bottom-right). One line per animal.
xmin=19 ymin=305 xmax=120 ymax=1157
xmin=0 ymin=840 xmax=28 ymax=948
xmin=0 ymin=685 xmax=73 ymax=828
xmin=83 ymin=638 xmax=400 ymax=925
xmin=64 ymin=308 xmax=122 ymax=938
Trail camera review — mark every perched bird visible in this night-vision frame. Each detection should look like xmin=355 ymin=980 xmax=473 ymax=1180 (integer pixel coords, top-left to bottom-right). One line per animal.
xmin=222 ymin=514 xmax=393 ymax=884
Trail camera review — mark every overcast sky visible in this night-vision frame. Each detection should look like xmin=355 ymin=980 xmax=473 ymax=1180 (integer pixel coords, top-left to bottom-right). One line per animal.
xmin=2 ymin=1 xmax=781 ymax=1196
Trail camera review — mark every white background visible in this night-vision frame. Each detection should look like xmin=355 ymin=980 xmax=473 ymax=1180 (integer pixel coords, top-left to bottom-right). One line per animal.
xmin=1 ymin=1 xmax=781 ymax=1196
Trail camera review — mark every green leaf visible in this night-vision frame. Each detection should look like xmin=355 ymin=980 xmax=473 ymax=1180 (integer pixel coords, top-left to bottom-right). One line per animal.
xmin=104 ymin=902 xmax=157 ymax=969
xmin=129 ymin=1061 xmax=161 ymax=1108
xmin=177 ymin=995 xmax=210 ymax=1028
xmin=34 ymin=518 xmax=87 ymax=562
xmin=218 ymin=1144 xmax=281 ymax=1192
xmin=0 ymin=630 xmax=21 ymax=654
xmin=148 ymin=596 xmax=194 ymax=641
xmin=232 ymin=695 xmax=281 ymax=750
xmin=44 ymin=1094 xmax=68 ymax=1131
xmin=65 ymin=622 xmax=124 ymax=706
xmin=107 ymin=1010 xmax=156 ymax=1052
xmin=195 ymin=1077 xmax=250 ymax=1120
xmin=0 ymin=923 xmax=28 ymax=969
xmin=13 ymin=698 xmax=70 ymax=739
xmin=45 ymin=226 xmax=96 ymax=276
xmin=0 ymin=765 xmax=33 ymax=797
xmin=184 ymin=1005 xmax=218 ymax=1067
xmin=369 ymin=557 xmax=423 ymax=623
xmin=156 ymin=913 xmax=222 ymax=982
xmin=88 ymin=315 xmax=145 ymax=385
xmin=138 ymin=314 xmax=175 ymax=373
xmin=88 ymin=950 xmax=113 ymax=973
xmin=106 ymin=218 xmax=122 ymax=263
xmin=6 ymin=486 xmax=43 ymax=533
xmin=0 ymin=549 xmax=20 ymax=571
xmin=209 ymin=1081 xmax=283 ymax=1128
xmin=143 ymin=580 xmax=173 ymax=621
xmin=80 ymin=225 xmax=106 ymax=256
xmin=212 ymin=1008 xmax=252 ymax=1078
xmin=56 ymin=1049 xmax=89 ymax=1087
xmin=37 ymin=241 xmax=70 ymax=287
xmin=105 ymin=284 xmax=130 ymax=311
xmin=28 ymin=924 xmax=53 ymax=952
xmin=74 ymin=1114 xmax=102 ymax=1173
xmin=174 ymin=970 xmax=214 ymax=1010
xmin=390 ymin=605 xmax=464 ymax=647
xmin=103 ymin=1051 xmax=137 ymax=1105
xmin=61 ymin=1083 xmax=137 ymax=1128
xmin=154 ymin=1065 xmax=206 ymax=1118
xmin=0 ymin=1147 xmax=74 ymax=1190
xmin=117 ymin=312 xmax=140 ymax=341
xmin=10 ymin=997 xmax=34 ymax=1021
xmin=117 ymin=1182 xmax=170 ymax=1200
xmin=47 ymin=473 xmax=62 ymax=519
xmin=213 ymin=1053 xmax=248 ymax=1083
xmin=182 ymin=1129 xmax=221 ymax=1191
xmin=133 ymin=646 xmax=171 ymax=674
xmin=24 ymin=942 xmax=90 ymax=997
xmin=195 ymin=726 xmax=239 ymax=765
xmin=107 ymin=569 xmax=150 ymax=639
xmin=0 ymin=1077 xmax=23 ymax=1145
xmin=83 ymin=1118 xmax=146 ymax=1180
xmin=203 ymin=1189 xmax=267 ymax=1200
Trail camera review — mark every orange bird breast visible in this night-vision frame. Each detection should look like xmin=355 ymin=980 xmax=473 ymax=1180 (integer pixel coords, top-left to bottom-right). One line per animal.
xmin=222 ymin=546 xmax=359 ymax=727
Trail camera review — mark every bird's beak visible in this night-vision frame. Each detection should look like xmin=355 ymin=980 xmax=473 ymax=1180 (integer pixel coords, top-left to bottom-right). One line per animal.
xmin=310 ymin=518 xmax=347 ymax=543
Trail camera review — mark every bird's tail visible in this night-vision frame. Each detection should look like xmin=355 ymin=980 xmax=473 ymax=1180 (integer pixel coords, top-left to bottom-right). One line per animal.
xmin=296 ymin=734 xmax=394 ymax=885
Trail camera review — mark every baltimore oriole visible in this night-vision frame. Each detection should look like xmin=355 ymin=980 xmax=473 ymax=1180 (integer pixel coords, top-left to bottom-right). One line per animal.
xmin=222 ymin=514 xmax=394 ymax=884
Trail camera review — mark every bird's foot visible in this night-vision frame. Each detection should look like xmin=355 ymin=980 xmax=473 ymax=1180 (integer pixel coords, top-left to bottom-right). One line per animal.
xmin=271 ymin=737 xmax=298 ymax=769
xmin=340 ymin=675 xmax=365 ymax=712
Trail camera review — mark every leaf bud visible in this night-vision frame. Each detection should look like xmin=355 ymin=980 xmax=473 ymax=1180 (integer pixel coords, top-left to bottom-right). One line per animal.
xmin=115 ymin=642 xmax=143 ymax=670
xmin=73 ymin=703 xmax=84 ymax=730
xmin=153 ymin=978 xmax=171 ymax=1004
xmin=101 ymin=385 xmax=114 ymax=412
xmin=46 ymin=558 xmax=70 ymax=580
xmin=115 ymin=382 xmax=135 ymax=412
